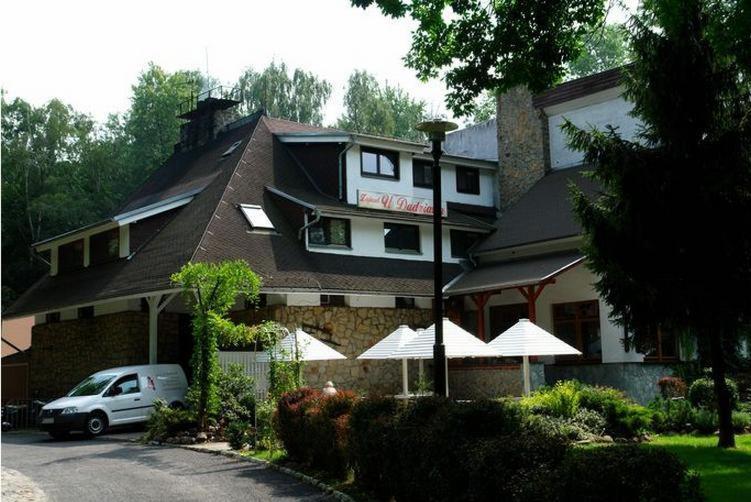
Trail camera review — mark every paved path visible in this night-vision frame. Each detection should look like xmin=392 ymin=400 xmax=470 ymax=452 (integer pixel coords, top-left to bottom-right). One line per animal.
xmin=2 ymin=432 xmax=329 ymax=502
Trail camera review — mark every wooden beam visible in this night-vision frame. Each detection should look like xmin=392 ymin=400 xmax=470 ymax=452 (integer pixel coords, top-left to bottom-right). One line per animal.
xmin=470 ymin=292 xmax=493 ymax=341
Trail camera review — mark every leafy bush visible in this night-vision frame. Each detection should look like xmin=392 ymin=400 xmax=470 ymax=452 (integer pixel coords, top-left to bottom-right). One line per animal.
xmin=659 ymin=376 xmax=688 ymax=398
xmin=557 ymin=445 xmax=704 ymax=502
xmin=275 ymin=387 xmax=321 ymax=461
xmin=688 ymin=377 xmax=739 ymax=410
xmin=307 ymin=391 xmax=357 ymax=477
xmin=347 ymin=396 xmax=399 ymax=497
xmin=216 ymin=363 xmax=255 ymax=424
xmin=570 ymin=408 xmax=607 ymax=436
xmin=349 ymin=396 xmax=567 ymax=501
xmin=732 ymin=411 xmax=751 ymax=433
xmin=144 ymin=399 xmax=197 ymax=442
xmin=255 ymin=398 xmax=278 ymax=450
xmin=520 ymin=380 xmax=581 ymax=418
xmin=226 ymin=420 xmax=250 ymax=450
xmin=650 ymin=398 xmax=694 ymax=432
xmin=691 ymin=408 xmax=718 ymax=434
xmin=578 ymin=385 xmax=652 ymax=437
xmin=523 ymin=381 xmax=652 ymax=438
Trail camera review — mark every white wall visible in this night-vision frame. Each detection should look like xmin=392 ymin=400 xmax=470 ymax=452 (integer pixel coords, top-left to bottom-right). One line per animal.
xmin=285 ymin=293 xmax=321 ymax=307
xmin=547 ymin=92 xmax=640 ymax=170
xmin=307 ymin=214 xmax=466 ymax=263
xmin=345 ymin=145 xmax=495 ymax=207
xmin=345 ymin=295 xmax=396 ymax=308
xmin=475 ymin=265 xmax=643 ymax=364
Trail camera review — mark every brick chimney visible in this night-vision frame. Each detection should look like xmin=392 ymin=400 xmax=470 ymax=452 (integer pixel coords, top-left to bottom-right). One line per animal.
xmin=176 ymin=86 xmax=241 ymax=152
xmin=496 ymin=86 xmax=548 ymax=211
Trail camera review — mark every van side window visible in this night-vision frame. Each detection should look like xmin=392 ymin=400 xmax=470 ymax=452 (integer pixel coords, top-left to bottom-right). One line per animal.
xmin=108 ymin=374 xmax=140 ymax=396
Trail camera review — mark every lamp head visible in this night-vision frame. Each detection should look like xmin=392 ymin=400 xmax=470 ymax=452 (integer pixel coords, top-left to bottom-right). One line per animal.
xmin=415 ymin=119 xmax=459 ymax=142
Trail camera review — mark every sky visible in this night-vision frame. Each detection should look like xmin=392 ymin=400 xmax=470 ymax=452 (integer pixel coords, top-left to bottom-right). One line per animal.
xmin=1 ymin=0 xmax=636 ymax=127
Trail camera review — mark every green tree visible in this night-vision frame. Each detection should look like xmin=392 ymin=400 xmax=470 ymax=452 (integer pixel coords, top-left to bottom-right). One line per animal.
xmin=566 ymin=0 xmax=751 ymax=448
xmin=568 ymin=23 xmax=630 ymax=79
xmin=351 ymin=0 xmax=607 ymax=115
xmin=123 ymin=63 xmax=206 ymax=188
xmin=171 ymin=260 xmax=279 ymax=429
xmin=235 ymin=61 xmax=332 ymax=125
xmin=1 ymin=94 xmax=123 ymax=306
xmin=336 ymin=70 xmax=426 ymax=141
xmin=469 ymin=91 xmax=497 ymax=125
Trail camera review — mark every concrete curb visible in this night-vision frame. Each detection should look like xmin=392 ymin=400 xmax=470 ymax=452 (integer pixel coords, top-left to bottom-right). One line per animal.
xmin=108 ymin=434 xmax=355 ymax=502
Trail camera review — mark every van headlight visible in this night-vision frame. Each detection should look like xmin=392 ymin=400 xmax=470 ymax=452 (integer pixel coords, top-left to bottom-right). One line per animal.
xmin=60 ymin=407 xmax=78 ymax=415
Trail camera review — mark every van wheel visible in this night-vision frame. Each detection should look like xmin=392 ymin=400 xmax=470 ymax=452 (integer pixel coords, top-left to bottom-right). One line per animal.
xmin=49 ymin=431 xmax=68 ymax=440
xmin=168 ymin=401 xmax=185 ymax=410
xmin=84 ymin=411 xmax=108 ymax=437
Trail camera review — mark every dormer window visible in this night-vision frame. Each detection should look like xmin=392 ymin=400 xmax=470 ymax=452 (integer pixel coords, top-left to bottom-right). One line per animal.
xmin=58 ymin=239 xmax=84 ymax=272
xmin=240 ymin=204 xmax=275 ymax=231
xmin=90 ymin=228 xmax=120 ymax=265
xmin=361 ymin=147 xmax=399 ymax=179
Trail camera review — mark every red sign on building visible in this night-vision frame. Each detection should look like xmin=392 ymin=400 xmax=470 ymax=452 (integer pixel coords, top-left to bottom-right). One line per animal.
xmin=357 ymin=190 xmax=447 ymax=217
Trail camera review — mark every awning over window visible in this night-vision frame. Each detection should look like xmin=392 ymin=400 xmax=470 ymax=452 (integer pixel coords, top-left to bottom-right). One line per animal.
xmin=444 ymin=251 xmax=584 ymax=296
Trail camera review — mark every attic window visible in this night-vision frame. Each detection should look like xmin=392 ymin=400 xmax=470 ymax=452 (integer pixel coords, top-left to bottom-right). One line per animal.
xmin=240 ymin=204 xmax=275 ymax=230
xmin=222 ymin=141 xmax=243 ymax=157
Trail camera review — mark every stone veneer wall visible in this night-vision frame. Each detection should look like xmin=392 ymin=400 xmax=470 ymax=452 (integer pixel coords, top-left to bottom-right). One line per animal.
xmin=447 ymin=363 xmax=542 ymax=400
xmin=545 ymin=363 xmax=675 ymax=405
xmin=30 ymin=311 xmax=180 ymax=399
xmin=497 ymin=86 xmax=548 ymax=210
xmin=235 ymin=305 xmax=433 ymax=394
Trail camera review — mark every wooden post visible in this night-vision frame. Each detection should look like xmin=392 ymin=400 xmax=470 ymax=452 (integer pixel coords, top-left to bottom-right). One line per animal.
xmin=470 ymin=292 xmax=492 ymax=340
xmin=145 ymin=293 xmax=177 ymax=364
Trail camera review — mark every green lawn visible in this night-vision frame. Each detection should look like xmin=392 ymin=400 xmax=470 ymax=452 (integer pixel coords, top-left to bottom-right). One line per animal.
xmin=651 ymin=434 xmax=751 ymax=502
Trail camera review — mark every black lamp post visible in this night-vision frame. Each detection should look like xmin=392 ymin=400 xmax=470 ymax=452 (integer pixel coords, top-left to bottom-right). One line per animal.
xmin=415 ymin=119 xmax=458 ymax=397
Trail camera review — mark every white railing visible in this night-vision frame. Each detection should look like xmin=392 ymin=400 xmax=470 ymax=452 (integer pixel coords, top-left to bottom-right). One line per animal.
xmin=218 ymin=351 xmax=269 ymax=399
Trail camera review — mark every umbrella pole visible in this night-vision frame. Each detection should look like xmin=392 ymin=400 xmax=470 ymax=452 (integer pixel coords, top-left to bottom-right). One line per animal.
xmin=402 ymin=359 xmax=409 ymax=397
xmin=522 ymin=355 xmax=531 ymax=396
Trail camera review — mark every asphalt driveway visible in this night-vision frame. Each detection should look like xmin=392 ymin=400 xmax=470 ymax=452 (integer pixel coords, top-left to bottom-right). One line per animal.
xmin=1 ymin=432 xmax=330 ymax=502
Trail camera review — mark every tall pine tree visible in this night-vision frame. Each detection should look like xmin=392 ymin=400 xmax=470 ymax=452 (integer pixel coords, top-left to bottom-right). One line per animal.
xmin=566 ymin=0 xmax=751 ymax=448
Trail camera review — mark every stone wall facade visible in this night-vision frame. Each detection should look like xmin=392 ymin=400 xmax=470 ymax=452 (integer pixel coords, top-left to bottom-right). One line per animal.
xmin=497 ymin=86 xmax=548 ymax=210
xmin=236 ymin=305 xmax=434 ymax=394
xmin=30 ymin=311 xmax=181 ymax=399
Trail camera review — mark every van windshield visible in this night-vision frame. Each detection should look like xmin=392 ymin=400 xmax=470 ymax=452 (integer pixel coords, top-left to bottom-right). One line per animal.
xmin=67 ymin=374 xmax=117 ymax=397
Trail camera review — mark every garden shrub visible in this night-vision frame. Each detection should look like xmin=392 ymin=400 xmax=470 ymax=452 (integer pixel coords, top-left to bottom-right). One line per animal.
xmin=658 ymin=376 xmax=688 ymax=398
xmin=216 ymin=363 xmax=255 ymax=424
xmin=578 ymin=385 xmax=652 ymax=437
xmin=255 ymin=397 xmax=278 ymax=450
xmin=691 ymin=408 xmax=718 ymax=434
xmin=557 ymin=445 xmax=704 ymax=502
xmin=649 ymin=398 xmax=694 ymax=432
xmin=275 ymin=387 xmax=321 ymax=461
xmin=732 ymin=411 xmax=751 ymax=433
xmin=307 ymin=391 xmax=357 ymax=477
xmin=226 ymin=420 xmax=250 ymax=450
xmin=144 ymin=399 xmax=197 ymax=441
xmin=570 ymin=408 xmax=607 ymax=436
xmin=520 ymin=380 xmax=581 ymax=418
xmin=347 ymin=395 xmax=400 ymax=497
xmin=688 ymin=376 xmax=739 ymax=410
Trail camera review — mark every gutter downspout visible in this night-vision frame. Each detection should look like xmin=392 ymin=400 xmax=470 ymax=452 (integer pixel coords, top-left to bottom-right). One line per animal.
xmin=338 ymin=139 xmax=355 ymax=201
xmin=298 ymin=208 xmax=322 ymax=240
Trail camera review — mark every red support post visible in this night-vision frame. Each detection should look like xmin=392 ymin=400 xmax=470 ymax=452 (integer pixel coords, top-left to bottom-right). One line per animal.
xmin=470 ymin=292 xmax=492 ymax=341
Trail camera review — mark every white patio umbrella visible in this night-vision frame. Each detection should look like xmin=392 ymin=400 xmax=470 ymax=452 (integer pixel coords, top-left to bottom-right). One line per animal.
xmin=259 ymin=328 xmax=347 ymax=362
xmin=393 ymin=318 xmax=497 ymax=396
xmin=488 ymin=318 xmax=581 ymax=396
xmin=358 ymin=325 xmax=418 ymax=397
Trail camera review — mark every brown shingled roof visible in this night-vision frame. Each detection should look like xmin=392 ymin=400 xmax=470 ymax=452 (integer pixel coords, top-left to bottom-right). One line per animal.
xmin=5 ymin=114 xmax=461 ymax=317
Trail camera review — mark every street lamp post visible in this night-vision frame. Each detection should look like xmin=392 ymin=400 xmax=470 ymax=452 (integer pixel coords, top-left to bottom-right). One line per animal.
xmin=415 ymin=119 xmax=458 ymax=397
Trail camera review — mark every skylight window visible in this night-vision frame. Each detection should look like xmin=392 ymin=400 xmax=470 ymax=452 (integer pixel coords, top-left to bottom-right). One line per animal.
xmin=222 ymin=141 xmax=243 ymax=157
xmin=240 ymin=204 xmax=275 ymax=230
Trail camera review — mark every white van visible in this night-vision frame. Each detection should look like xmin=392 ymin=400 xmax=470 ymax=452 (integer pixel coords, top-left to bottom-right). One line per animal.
xmin=39 ymin=364 xmax=188 ymax=439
